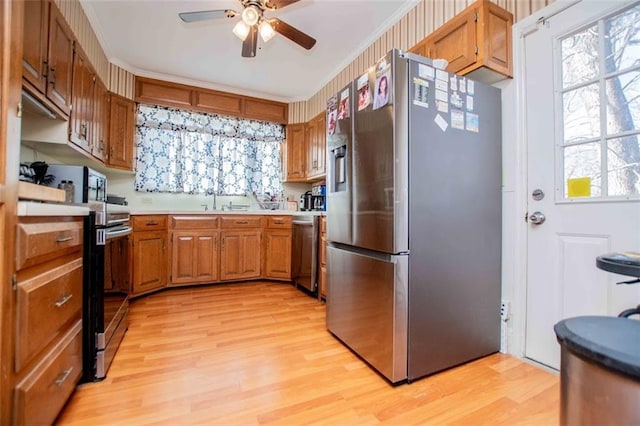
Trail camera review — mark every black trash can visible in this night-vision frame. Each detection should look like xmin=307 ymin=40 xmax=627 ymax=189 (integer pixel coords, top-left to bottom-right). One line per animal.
xmin=554 ymin=316 xmax=640 ymax=425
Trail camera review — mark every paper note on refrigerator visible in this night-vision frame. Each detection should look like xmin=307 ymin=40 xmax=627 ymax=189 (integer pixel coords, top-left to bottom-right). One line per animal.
xmin=434 ymin=113 xmax=448 ymax=132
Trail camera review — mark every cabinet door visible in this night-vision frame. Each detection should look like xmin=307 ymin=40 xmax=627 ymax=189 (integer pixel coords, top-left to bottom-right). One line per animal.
xmin=131 ymin=231 xmax=167 ymax=294
xmin=428 ymin=10 xmax=477 ymax=74
xmin=220 ymin=231 xmax=261 ymax=281
xmin=285 ymin=123 xmax=306 ymax=182
xmin=315 ymin=114 xmax=326 ymax=176
xmin=264 ymin=230 xmax=292 ymax=280
xmin=306 ymin=113 xmax=326 ymax=180
xmin=46 ymin=4 xmax=73 ymax=115
xmin=92 ymin=78 xmax=108 ymax=161
xmin=171 ymin=231 xmax=218 ymax=285
xmin=69 ymin=49 xmax=93 ymax=153
xmin=107 ymin=94 xmax=135 ymax=171
xmin=22 ymin=0 xmax=48 ymax=93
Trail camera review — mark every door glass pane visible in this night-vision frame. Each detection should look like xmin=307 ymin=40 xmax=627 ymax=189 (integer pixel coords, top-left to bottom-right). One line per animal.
xmin=563 ymin=84 xmax=600 ymax=143
xmin=564 ymin=142 xmax=602 ymax=197
xmin=606 ymin=71 xmax=640 ymax=134
xmin=607 ymin=136 xmax=640 ymax=196
xmin=604 ymin=4 xmax=640 ymax=73
xmin=562 ymin=24 xmax=599 ymax=88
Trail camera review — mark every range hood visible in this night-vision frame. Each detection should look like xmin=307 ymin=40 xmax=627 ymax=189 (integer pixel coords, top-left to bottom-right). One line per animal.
xmin=21 ymin=90 xmax=62 ymax=120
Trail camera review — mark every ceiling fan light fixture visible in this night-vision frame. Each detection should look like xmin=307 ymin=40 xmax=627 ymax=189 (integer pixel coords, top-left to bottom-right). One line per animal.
xmin=232 ymin=20 xmax=251 ymax=41
xmin=259 ymin=20 xmax=276 ymax=42
xmin=241 ymin=6 xmax=260 ymax=26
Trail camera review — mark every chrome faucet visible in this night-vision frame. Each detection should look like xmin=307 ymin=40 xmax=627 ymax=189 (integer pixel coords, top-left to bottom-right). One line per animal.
xmin=206 ymin=189 xmax=217 ymax=211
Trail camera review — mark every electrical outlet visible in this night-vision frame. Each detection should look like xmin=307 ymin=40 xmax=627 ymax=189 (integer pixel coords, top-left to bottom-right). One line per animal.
xmin=141 ymin=197 xmax=152 ymax=205
xmin=500 ymin=300 xmax=510 ymax=321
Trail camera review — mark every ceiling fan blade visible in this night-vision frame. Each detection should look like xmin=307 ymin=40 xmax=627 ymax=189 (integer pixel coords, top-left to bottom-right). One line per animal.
xmin=270 ymin=18 xmax=316 ymax=50
xmin=265 ymin=0 xmax=300 ymax=10
xmin=178 ymin=9 xmax=236 ymax=23
xmin=242 ymin=26 xmax=258 ymax=58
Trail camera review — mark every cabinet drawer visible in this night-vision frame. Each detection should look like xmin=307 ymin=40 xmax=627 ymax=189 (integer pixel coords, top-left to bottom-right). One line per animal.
xmin=132 ymin=215 xmax=167 ymax=231
xmin=267 ymin=216 xmax=292 ymax=229
xmin=17 ymin=219 xmax=83 ymax=270
xmin=14 ymin=320 xmax=82 ymax=426
xmin=15 ymin=256 xmax=83 ymax=372
xmin=171 ymin=215 xmax=219 ymax=230
xmin=220 ymin=216 xmax=263 ymax=229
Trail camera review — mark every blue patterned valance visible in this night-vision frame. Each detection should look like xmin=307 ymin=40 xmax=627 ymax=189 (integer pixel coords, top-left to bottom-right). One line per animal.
xmin=134 ymin=104 xmax=284 ymax=196
xmin=136 ymin=104 xmax=285 ymax=141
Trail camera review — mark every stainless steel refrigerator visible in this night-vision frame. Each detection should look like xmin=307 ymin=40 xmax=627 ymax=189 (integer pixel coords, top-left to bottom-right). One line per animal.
xmin=326 ymin=49 xmax=502 ymax=384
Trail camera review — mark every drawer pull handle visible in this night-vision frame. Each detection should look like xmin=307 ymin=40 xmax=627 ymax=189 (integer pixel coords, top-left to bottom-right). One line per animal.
xmin=54 ymin=294 xmax=73 ymax=308
xmin=146 ymin=221 xmax=158 ymax=226
xmin=274 ymin=220 xmax=284 ymax=224
xmin=56 ymin=236 xmax=73 ymax=243
xmin=54 ymin=368 xmax=73 ymax=387
xmin=235 ymin=221 xmax=249 ymax=225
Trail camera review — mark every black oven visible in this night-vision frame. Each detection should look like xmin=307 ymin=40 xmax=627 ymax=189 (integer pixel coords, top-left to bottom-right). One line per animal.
xmin=82 ymin=205 xmax=132 ymax=382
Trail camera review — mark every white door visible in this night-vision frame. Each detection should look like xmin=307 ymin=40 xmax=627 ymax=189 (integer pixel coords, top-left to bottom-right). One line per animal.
xmin=524 ymin=0 xmax=640 ymax=369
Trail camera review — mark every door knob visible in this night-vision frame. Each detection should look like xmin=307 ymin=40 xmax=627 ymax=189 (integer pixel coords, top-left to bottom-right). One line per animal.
xmin=529 ymin=211 xmax=546 ymax=225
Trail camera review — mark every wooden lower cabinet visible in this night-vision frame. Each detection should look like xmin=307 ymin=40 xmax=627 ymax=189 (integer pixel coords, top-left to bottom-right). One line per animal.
xmin=264 ymin=215 xmax=292 ymax=281
xmin=14 ymin=320 xmax=82 ymax=426
xmin=220 ymin=230 xmax=262 ymax=281
xmin=171 ymin=230 xmax=219 ymax=285
xmin=131 ymin=230 xmax=167 ymax=295
xmin=14 ymin=216 xmax=84 ymax=425
xmin=133 ymin=214 xmax=296 ymax=290
xmin=264 ymin=230 xmax=292 ymax=280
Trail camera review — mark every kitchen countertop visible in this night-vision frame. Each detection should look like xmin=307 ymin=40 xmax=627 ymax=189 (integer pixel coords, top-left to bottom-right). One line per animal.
xmin=129 ymin=209 xmax=325 ymax=216
xmin=18 ymin=201 xmax=90 ymax=217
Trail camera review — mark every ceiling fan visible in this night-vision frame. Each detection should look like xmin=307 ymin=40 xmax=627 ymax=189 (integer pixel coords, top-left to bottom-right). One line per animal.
xmin=179 ymin=0 xmax=316 ymax=58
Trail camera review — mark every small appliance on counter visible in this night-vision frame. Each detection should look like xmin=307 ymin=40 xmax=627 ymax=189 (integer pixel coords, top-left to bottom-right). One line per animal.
xmin=311 ymin=183 xmax=326 ymax=211
xmin=299 ymin=191 xmax=313 ymax=211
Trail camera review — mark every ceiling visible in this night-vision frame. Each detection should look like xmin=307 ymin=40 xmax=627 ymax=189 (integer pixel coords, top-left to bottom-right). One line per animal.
xmin=81 ymin=0 xmax=419 ymax=103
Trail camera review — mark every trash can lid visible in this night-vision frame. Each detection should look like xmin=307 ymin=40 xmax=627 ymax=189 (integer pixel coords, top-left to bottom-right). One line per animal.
xmin=555 ymin=316 xmax=640 ymax=380
xmin=596 ymin=252 xmax=640 ymax=277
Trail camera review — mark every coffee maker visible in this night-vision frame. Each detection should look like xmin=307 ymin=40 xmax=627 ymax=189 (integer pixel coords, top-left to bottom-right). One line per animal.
xmin=299 ymin=191 xmax=313 ymax=211
xmin=311 ymin=183 xmax=326 ymax=211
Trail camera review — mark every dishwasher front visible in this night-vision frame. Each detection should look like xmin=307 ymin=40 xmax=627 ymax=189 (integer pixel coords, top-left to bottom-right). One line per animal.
xmin=291 ymin=215 xmax=318 ymax=293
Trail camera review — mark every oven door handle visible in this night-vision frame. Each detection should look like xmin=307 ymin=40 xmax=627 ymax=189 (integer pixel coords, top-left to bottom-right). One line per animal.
xmin=105 ymin=226 xmax=132 ymax=240
xmin=107 ymin=217 xmax=130 ymax=226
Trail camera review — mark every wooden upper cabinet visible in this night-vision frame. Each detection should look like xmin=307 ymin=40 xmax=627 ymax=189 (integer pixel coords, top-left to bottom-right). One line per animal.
xmin=427 ymin=11 xmax=478 ymax=75
xmin=285 ymin=123 xmax=306 ymax=182
xmin=69 ymin=47 xmax=94 ymax=154
xmin=22 ymin=0 xmax=49 ymax=93
xmin=244 ymin=98 xmax=287 ymax=123
xmin=22 ymin=0 xmax=73 ymax=116
xmin=306 ymin=112 xmax=326 ymax=181
xmin=107 ymin=93 xmax=135 ymax=171
xmin=46 ymin=3 xmax=74 ymax=115
xmin=194 ymin=91 xmax=242 ymax=116
xmin=410 ymin=0 xmax=513 ymax=83
xmin=135 ymin=77 xmax=192 ymax=109
xmin=92 ymin=78 xmax=108 ymax=161
xmin=134 ymin=76 xmax=288 ymax=124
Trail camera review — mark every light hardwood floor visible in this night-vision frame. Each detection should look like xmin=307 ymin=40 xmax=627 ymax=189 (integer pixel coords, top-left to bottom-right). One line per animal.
xmin=57 ymin=282 xmax=559 ymax=425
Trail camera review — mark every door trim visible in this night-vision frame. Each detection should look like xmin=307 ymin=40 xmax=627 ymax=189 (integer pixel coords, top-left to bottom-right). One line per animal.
xmin=509 ymin=0 xmax=581 ymax=359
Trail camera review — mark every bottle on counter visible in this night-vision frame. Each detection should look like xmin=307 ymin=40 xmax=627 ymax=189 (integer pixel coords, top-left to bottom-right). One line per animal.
xmin=58 ymin=180 xmax=75 ymax=203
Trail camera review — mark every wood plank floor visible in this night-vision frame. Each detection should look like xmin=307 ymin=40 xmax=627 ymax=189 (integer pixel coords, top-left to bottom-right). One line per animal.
xmin=57 ymin=282 xmax=559 ymax=425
